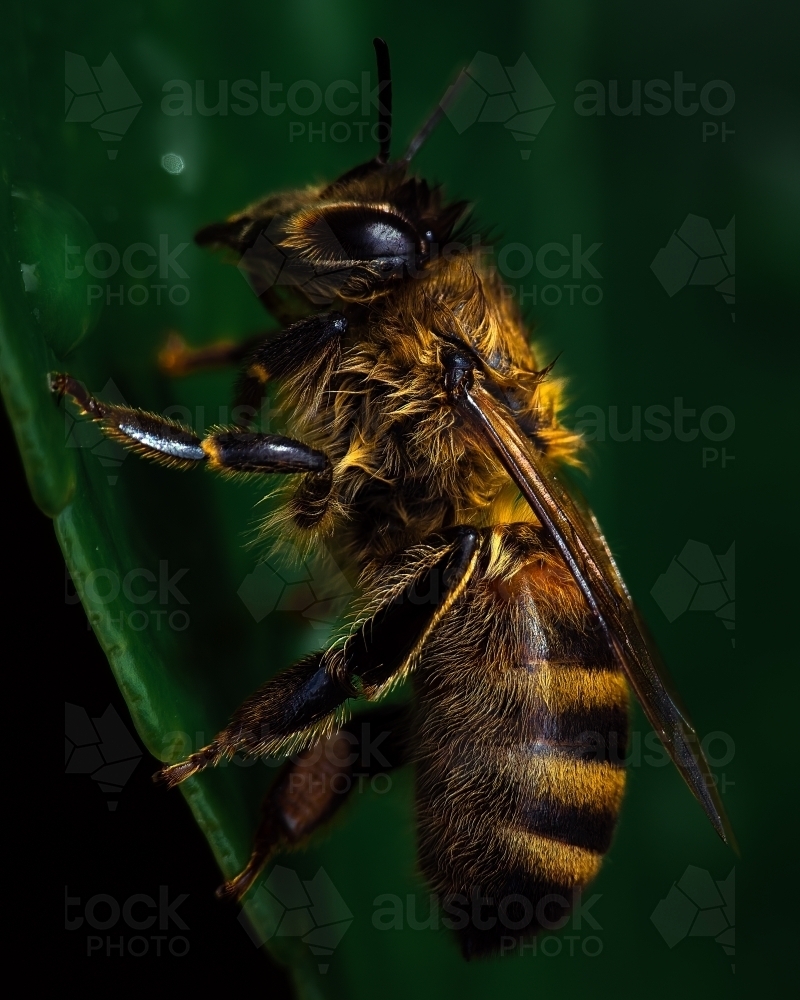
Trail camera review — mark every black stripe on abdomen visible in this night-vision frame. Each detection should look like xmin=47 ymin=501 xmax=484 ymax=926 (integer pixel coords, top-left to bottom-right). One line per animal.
xmin=518 ymin=792 xmax=618 ymax=853
xmin=537 ymin=701 xmax=629 ymax=764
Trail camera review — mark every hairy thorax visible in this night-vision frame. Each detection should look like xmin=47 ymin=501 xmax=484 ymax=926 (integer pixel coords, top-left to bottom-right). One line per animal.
xmin=268 ymin=251 xmax=581 ymax=568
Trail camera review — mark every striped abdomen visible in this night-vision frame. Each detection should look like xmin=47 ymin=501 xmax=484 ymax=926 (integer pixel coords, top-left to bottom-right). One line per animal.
xmin=413 ymin=554 xmax=629 ymax=957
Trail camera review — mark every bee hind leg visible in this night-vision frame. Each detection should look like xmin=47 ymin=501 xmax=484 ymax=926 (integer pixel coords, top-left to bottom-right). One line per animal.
xmin=217 ymin=704 xmax=410 ymax=901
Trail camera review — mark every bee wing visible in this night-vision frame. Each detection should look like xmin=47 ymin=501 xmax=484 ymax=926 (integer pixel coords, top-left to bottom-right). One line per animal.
xmin=561 ymin=484 xmax=703 ymax=726
xmin=461 ymin=382 xmax=735 ymax=845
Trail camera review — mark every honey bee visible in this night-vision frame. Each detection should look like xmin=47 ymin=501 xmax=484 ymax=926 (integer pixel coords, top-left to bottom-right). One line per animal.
xmin=52 ymin=39 xmax=733 ymax=957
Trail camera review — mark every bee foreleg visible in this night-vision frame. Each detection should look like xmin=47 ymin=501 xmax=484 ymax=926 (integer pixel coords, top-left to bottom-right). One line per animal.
xmin=216 ymin=704 xmax=410 ymax=901
xmin=158 ymin=329 xmax=268 ymax=377
xmin=200 ymin=427 xmax=329 ymax=477
xmin=233 ymin=310 xmax=346 ymax=417
xmin=50 ymin=372 xmax=330 ymax=476
xmin=50 ymin=373 xmax=207 ymax=469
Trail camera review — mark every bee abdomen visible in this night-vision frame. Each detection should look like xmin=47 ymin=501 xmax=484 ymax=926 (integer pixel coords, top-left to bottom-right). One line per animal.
xmin=414 ymin=657 xmax=629 ymax=958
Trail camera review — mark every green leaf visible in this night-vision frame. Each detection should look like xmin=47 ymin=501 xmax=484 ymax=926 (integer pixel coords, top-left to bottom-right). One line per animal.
xmin=1 ymin=181 xmax=82 ymax=515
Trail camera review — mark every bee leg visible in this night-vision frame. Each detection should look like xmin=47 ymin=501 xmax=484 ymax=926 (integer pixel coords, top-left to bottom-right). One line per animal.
xmin=158 ymin=330 xmax=267 ymax=377
xmin=217 ymin=704 xmax=410 ymax=901
xmin=158 ymin=526 xmax=480 ymax=785
xmin=50 ymin=373 xmax=331 ymax=475
xmin=233 ymin=311 xmax=346 ymax=417
xmin=340 ymin=525 xmax=481 ymax=698
xmin=199 ymin=427 xmax=330 ymax=477
xmin=156 ymin=652 xmax=353 ymax=787
xmin=50 ymin=373 xmax=207 ymax=469
xmin=157 ymin=309 xmax=345 ymax=386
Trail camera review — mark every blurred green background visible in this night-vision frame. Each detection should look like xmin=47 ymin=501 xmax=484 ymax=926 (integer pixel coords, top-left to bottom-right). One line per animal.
xmin=3 ymin=0 xmax=796 ymax=995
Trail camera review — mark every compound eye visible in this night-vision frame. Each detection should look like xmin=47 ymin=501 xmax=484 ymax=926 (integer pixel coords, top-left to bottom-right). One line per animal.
xmin=290 ymin=205 xmax=422 ymax=266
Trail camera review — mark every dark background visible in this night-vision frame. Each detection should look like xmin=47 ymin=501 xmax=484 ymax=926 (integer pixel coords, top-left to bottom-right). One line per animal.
xmin=2 ymin=0 xmax=796 ymax=995
xmin=5 ymin=418 xmax=292 ymax=991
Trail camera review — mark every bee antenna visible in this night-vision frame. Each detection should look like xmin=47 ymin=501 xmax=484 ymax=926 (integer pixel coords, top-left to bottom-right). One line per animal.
xmin=373 ymin=38 xmax=392 ymax=164
xmin=402 ymin=68 xmax=470 ymax=164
